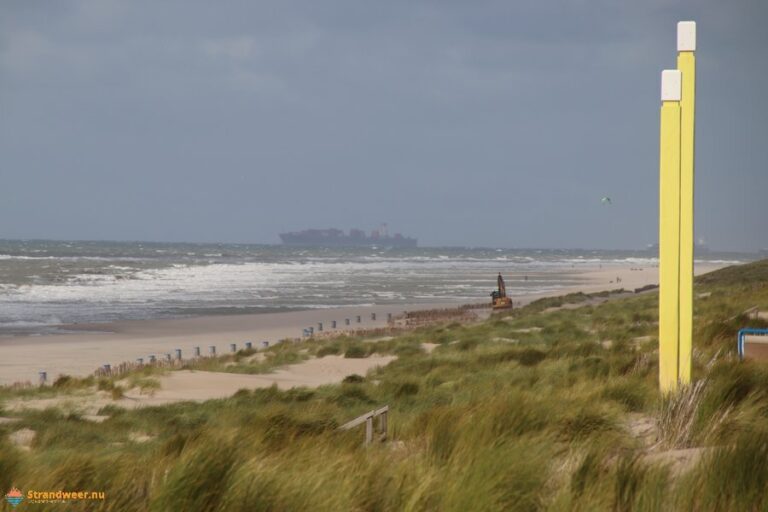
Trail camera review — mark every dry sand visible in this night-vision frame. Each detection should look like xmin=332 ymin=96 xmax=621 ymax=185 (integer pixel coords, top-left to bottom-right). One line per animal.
xmin=0 ymin=304 xmax=417 ymax=386
xmin=6 ymin=354 xmax=396 ymax=415
xmin=0 ymin=262 xmax=725 ymax=386
xmin=129 ymin=354 xmax=397 ymax=402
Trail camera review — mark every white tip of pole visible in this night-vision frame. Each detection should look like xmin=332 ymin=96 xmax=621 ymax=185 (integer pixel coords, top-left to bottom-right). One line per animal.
xmin=661 ymin=70 xmax=682 ymax=101
xmin=677 ymin=21 xmax=696 ymax=52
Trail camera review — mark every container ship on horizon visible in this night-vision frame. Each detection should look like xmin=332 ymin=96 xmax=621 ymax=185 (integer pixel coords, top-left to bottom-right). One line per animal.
xmin=279 ymin=224 xmax=417 ymax=248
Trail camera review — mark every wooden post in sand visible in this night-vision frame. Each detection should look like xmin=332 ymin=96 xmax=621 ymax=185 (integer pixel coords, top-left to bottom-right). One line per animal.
xmin=175 ymin=349 xmax=182 ymax=361
xmin=230 ymin=343 xmax=237 ymax=353
xmin=378 ymin=408 xmax=387 ymax=439
xmin=332 ymin=320 xmax=337 ymax=329
xmin=676 ymin=21 xmax=696 ymax=386
xmin=209 ymin=346 xmax=216 ymax=356
xmin=365 ymin=416 xmax=374 ymax=443
xmin=194 ymin=346 xmax=201 ymax=357
xmin=659 ymin=69 xmax=683 ymax=393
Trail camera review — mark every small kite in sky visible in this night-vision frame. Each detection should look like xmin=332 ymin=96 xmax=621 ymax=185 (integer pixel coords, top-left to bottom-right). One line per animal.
xmin=601 ymin=197 xmax=612 ymax=205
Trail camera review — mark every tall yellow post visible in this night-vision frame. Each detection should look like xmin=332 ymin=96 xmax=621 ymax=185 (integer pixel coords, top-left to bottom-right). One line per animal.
xmin=677 ymin=22 xmax=696 ymax=385
xmin=659 ymin=70 xmax=682 ymax=393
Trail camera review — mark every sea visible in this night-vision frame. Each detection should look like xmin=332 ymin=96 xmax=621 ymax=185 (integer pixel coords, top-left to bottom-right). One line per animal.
xmin=0 ymin=240 xmax=748 ymax=336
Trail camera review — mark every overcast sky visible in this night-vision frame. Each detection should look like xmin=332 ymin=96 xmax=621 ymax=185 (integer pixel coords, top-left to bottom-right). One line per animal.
xmin=1 ymin=1 xmax=766 ymax=251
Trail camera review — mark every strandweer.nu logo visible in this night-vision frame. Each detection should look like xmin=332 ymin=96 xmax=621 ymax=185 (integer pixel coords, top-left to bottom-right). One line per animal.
xmin=4 ymin=487 xmax=24 ymax=508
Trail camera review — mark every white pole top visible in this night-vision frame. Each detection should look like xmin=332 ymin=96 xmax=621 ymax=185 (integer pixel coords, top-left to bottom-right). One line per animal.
xmin=677 ymin=21 xmax=696 ymax=52
xmin=661 ymin=70 xmax=682 ymax=101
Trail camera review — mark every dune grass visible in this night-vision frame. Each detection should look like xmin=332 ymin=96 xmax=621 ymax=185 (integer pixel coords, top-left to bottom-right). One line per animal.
xmin=2 ymin=261 xmax=768 ymax=510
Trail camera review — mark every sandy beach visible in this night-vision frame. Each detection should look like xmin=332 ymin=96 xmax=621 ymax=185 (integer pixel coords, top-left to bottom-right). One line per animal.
xmin=0 ymin=262 xmax=724 ymax=386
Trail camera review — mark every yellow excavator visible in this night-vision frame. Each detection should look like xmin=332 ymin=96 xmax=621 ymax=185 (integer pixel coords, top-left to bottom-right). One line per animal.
xmin=491 ymin=272 xmax=513 ymax=310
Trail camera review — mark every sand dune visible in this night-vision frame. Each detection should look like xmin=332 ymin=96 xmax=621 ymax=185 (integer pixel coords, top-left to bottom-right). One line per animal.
xmin=6 ymin=354 xmax=396 ymax=415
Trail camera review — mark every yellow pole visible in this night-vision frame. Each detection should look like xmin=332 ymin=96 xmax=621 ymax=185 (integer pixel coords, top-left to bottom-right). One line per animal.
xmin=677 ymin=21 xmax=696 ymax=385
xmin=659 ymin=70 xmax=682 ymax=393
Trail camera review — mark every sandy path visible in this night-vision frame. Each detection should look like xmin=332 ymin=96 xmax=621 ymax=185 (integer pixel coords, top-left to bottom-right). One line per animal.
xmin=5 ymin=354 xmax=396 ymax=415
xmin=140 ymin=354 xmax=397 ymax=400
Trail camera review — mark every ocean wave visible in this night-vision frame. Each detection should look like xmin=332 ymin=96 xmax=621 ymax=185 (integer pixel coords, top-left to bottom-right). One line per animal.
xmin=0 ymin=242 xmax=750 ymax=333
xmin=0 ymin=254 xmax=152 ymax=262
xmin=0 ymin=317 xmax=63 ymax=327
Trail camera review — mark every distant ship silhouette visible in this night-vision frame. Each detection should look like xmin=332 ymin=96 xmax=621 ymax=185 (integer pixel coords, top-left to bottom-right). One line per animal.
xmin=280 ymin=224 xmax=417 ymax=248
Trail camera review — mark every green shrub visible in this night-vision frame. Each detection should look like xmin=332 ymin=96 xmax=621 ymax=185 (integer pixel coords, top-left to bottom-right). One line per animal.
xmin=283 ymin=389 xmax=315 ymax=402
xmin=561 ymin=409 xmax=615 ymax=441
xmin=394 ymin=382 xmax=419 ymax=398
xmin=52 ymin=375 xmax=73 ymax=388
xmin=602 ymin=381 xmax=648 ymax=412
xmin=97 ymin=378 xmax=115 ymax=391
xmin=317 ymin=345 xmax=341 ymax=357
xmin=96 ymin=404 xmax=126 ymax=417
xmin=111 ymin=386 xmax=124 ymax=400
xmin=394 ymin=343 xmax=425 ymax=357
xmin=342 ymin=374 xmax=364 ymax=384
xmin=477 ymin=347 xmax=546 ymax=367
xmin=332 ymin=386 xmax=373 ymax=406
xmin=457 ymin=338 xmax=479 ymax=351
xmin=517 ymin=348 xmax=547 ymax=367
xmin=344 ymin=345 xmax=367 ymax=358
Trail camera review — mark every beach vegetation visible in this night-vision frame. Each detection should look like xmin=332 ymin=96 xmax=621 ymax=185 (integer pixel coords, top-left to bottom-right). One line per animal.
xmin=2 ymin=260 xmax=768 ymax=509
xmin=343 ymin=344 xmax=367 ymax=358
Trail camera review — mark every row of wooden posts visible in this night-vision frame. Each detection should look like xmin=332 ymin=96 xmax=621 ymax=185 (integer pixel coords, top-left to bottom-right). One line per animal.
xmin=36 ymin=311 xmax=397 ymax=385
xmin=301 ymin=303 xmax=485 ymax=337
xmin=35 ymin=304 xmax=485 ymax=386
xmin=36 ymin=339 xmax=275 ymax=385
xmin=304 ymin=312 xmax=389 ymax=337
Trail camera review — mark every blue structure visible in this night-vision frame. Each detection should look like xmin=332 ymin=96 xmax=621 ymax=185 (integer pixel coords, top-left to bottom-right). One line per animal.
xmin=738 ymin=328 xmax=768 ymax=359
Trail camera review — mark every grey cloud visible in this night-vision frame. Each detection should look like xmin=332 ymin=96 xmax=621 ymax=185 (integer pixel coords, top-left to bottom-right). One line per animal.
xmin=0 ymin=0 xmax=766 ymax=250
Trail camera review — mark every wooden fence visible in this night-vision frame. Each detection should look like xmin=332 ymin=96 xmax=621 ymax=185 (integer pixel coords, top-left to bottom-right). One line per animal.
xmin=338 ymin=405 xmax=389 ymax=444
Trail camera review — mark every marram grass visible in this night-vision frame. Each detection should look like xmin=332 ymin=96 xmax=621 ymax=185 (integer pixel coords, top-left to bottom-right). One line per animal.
xmin=2 ymin=260 xmax=768 ymax=510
